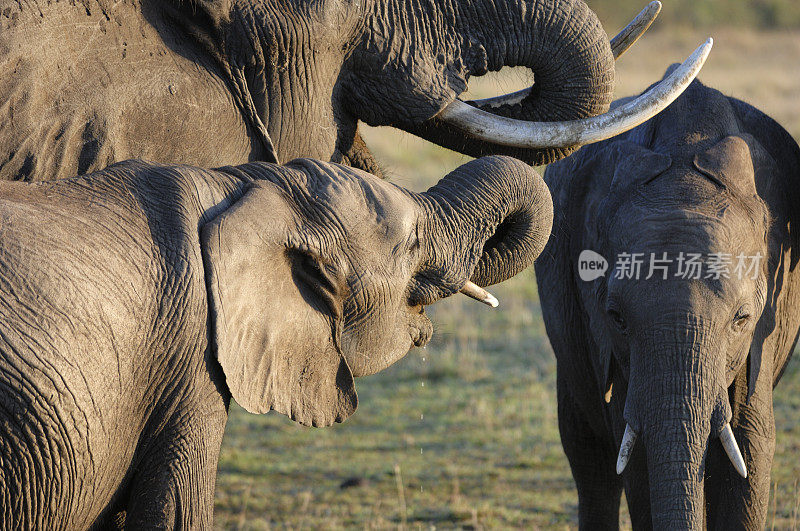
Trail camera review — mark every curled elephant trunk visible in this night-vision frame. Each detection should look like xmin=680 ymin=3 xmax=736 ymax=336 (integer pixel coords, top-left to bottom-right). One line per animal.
xmin=405 ymin=1 xmax=710 ymax=165
xmin=412 ymin=156 xmax=552 ymax=305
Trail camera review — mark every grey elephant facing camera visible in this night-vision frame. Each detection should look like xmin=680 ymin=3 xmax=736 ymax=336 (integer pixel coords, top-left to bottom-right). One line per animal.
xmin=0 ymin=155 xmax=552 ymax=528
xmin=536 ymin=77 xmax=800 ymax=529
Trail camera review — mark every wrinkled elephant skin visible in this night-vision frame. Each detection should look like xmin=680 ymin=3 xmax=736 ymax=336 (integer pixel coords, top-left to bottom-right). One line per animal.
xmin=536 ymin=78 xmax=800 ymax=529
xmin=0 ymin=155 xmax=551 ymax=528
xmin=0 ymin=0 xmax=706 ymax=180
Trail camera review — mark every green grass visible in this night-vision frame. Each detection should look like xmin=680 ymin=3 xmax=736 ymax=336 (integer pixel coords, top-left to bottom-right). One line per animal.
xmin=215 ymin=270 xmax=583 ymax=529
xmin=214 ymin=31 xmax=800 ymax=528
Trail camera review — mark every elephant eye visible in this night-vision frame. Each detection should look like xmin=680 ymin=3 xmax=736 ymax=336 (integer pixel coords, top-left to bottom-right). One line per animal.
xmin=732 ymin=306 xmax=752 ymax=332
xmin=607 ymin=308 xmax=628 ymax=334
xmin=407 ymin=226 xmax=421 ymax=253
xmin=408 ymin=234 xmax=420 ymax=253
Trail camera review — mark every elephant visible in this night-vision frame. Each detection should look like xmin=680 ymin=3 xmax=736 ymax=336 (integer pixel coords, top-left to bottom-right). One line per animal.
xmin=0 ymin=0 xmax=708 ymax=181
xmin=535 ymin=76 xmax=800 ymax=529
xmin=0 ymin=153 xmax=552 ymax=528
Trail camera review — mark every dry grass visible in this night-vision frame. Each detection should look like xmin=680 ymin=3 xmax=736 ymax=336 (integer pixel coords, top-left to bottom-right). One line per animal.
xmin=363 ymin=28 xmax=800 ymax=191
xmin=215 ymin=30 xmax=800 ymax=529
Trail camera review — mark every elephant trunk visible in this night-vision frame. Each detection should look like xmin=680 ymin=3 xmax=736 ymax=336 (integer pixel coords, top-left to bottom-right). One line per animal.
xmin=405 ymin=0 xmax=615 ymax=165
xmin=641 ymin=403 xmax=711 ymax=529
xmin=413 ymin=156 xmax=552 ymax=304
xmin=623 ymin=321 xmax=733 ymax=529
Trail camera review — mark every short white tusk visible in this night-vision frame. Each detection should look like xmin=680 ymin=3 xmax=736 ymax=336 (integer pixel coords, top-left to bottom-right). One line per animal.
xmin=616 ymin=424 xmax=637 ymax=475
xmin=437 ymin=38 xmax=713 ymax=150
xmin=470 ymin=1 xmax=662 ymax=110
xmin=720 ymin=423 xmax=748 ymax=478
xmin=610 ymin=1 xmax=662 ymax=60
xmin=460 ymin=281 xmax=499 ymax=308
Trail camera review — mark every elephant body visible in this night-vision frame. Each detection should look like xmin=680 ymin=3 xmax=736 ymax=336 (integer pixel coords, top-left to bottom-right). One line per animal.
xmin=536 ymin=78 xmax=800 ymax=528
xmin=0 ymin=165 xmax=235 ymax=527
xmin=0 ymin=0 xmax=628 ymax=181
xmin=0 ymin=154 xmax=550 ymax=528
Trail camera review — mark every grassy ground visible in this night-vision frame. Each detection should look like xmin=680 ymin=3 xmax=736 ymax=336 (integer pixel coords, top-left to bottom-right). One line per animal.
xmin=214 ymin=30 xmax=800 ymax=529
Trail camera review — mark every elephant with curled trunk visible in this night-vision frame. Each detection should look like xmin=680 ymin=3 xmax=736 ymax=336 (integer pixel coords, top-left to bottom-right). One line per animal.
xmin=0 ymin=0 xmax=706 ymax=180
xmin=0 ymin=154 xmax=551 ymax=528
xmin=535 ymin=77 xmax=800 ymax=529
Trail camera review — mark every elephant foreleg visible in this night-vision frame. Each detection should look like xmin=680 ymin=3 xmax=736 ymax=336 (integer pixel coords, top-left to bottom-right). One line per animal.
xmin=557 ymin=375 xmax=623 ymax=530
xmin=706 ymin=372 xmax=775 ymax=531
xmin=123 ymin=422 xmax=224 ymax=530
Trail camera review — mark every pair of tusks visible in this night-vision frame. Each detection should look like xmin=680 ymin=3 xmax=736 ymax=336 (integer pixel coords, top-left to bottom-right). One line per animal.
xmin=615 ymin=423 xmax=748 ymax=478
xmin=437 ymin=1 xmax=714 ymax=150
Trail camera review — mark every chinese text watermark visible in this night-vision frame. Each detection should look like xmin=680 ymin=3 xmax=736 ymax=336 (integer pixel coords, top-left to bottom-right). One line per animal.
xmin=578 ymin=251 xmax=762 ymax=282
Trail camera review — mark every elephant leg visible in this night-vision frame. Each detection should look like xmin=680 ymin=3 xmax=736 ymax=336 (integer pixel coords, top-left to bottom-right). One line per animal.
xmin=557 ymin=375 xmax=623 ymax=530
xmin=608 ymin=383 xmax=652 ymax=530
xmin=620 ymin=437 xmax=652 ymax=530
xmin=123 ymin=419 xmax=225 ymax=530
xmin=706 ymin=374 xmax=775 ymax=530
xmin=705 ymin=432 xmax=774 ymax=531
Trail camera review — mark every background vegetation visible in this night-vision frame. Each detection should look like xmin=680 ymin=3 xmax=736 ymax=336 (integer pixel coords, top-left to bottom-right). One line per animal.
xmin=589 ymin=0 xmax=800 ymax=30
xmin=214 ymin=8 xmax=800 ymax=529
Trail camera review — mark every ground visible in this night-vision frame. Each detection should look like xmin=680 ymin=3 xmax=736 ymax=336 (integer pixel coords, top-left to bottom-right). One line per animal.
xmin=214 ymin=29 xmax=800 ymax=529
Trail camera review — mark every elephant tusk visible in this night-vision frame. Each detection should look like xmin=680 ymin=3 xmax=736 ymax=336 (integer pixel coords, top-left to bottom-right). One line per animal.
xmin=609 ymin=1 xmax=662 ymax=60
xmin=616 ymin=424 xmax=637 ymax=475
xmin=604 ymin=383 xmax=614 ymax=404
xmin=436 ymin=38 xmax=712 ymax=149
xmin=720 ymin=423 xmax=748 ymax=478
xmin=460 ymin=281 xmax=499 ymax=308
xmin=469 ymin=1 xmax=662 ymax=110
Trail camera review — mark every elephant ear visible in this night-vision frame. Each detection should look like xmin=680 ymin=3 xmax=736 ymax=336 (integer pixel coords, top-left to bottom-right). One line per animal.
xmin=201 ymin=182 xmax=357 ymax=427
xmin=693 ymin=135 xmax=759 ymax=195
xmin=169 ymin=0 xmax=279 ymax=164
xmin=606 ymin=140 xmax=673 ymax=192
xmin=741 ymin=120 xmax=800 ymax=400
xmin=696 ymin=125 xmax=799 ymax=401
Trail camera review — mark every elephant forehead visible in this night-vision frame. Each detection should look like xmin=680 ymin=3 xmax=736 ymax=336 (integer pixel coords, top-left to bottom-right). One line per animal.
xmin=314 ymin=177 xmax=416 ymax=240
xmin=611 ymin=179 xmax=765 ymax=254
xmin=610 ymin=214 xmax=764 ymax=273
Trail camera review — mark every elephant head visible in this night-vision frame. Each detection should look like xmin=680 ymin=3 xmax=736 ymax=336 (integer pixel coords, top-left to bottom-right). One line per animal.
xmin=202 ymin=156 xmax=552 ymax=426
xmin=591 ymin=137 xmax=770 ymax=528
xmin=545 ymin=79 xmax=800 ymax=528
xmin=170 ymin=0 xmax=710 ymax=170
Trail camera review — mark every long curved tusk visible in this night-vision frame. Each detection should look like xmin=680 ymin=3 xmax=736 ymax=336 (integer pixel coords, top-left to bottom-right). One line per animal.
xmin=460 ymin=281 xmax=499 ymax=308
xmin=471 ymin=2 xmax=662 ymax=110
xmin=720 ymin=423 xmax=748 ymax=478
xmin=436 ymin=38 xmax=712 ymax=149
xmin=616 ymin=424 xmax=637 ymax=475
xmin=610 ymin=1 xmax=662 ymax=60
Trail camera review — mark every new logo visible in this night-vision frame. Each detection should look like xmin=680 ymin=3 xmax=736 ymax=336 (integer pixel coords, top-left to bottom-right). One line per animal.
xmin=578 ymin=250 xmax=608 ymax=282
